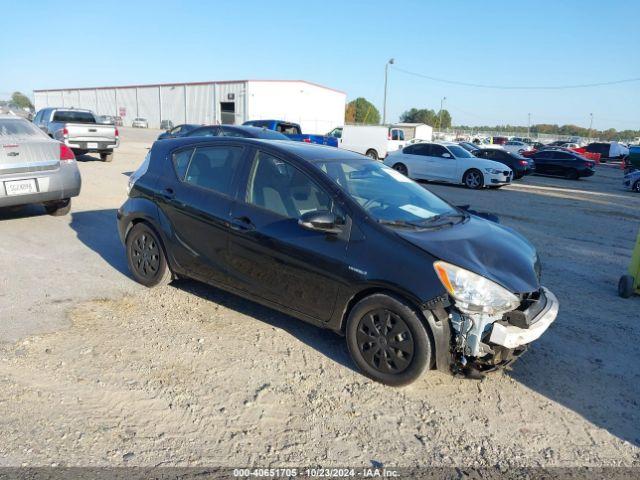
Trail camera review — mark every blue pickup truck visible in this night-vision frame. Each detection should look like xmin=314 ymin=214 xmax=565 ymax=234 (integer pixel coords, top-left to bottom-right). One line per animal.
xmin=242 ymin=120 xmax=338 ymax=147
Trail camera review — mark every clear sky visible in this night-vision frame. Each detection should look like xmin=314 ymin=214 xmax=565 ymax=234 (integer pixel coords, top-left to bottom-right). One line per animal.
xmin=2 ymin=0 xmax=638 ymax=130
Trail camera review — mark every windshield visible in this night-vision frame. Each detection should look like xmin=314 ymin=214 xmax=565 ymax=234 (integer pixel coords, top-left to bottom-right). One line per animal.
xmin=447 ymin=145 xmax=474 ymax=158
xmin=314 ymin=159 xmax=458 ymax=224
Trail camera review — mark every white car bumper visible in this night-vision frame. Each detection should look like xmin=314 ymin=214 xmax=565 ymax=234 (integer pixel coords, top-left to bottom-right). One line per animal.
xmin=484 ymin=170 xmax=512 ymax=186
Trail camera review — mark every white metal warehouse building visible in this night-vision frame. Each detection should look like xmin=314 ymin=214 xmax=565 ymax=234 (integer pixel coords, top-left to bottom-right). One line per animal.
xmin=33 ymin=80 xmax=346 ymax=133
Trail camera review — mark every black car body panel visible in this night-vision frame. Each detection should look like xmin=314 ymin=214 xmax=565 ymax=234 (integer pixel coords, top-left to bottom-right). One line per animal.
xmin=531 ymin=150 xmax=595 ymax=177
xmin=474 ymin=148 xmax=534 ymax=177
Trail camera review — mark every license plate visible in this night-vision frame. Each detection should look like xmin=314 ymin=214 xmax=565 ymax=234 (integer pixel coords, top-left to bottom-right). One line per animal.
xmin=5 ymin=179 xmax=37 ymax=196
xmin=87 ymin=142 xmax=98 ymax=149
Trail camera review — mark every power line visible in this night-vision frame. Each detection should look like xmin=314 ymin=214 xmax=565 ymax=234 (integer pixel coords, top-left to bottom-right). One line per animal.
xmin=392 ymin=66 xmax=640 ymax=90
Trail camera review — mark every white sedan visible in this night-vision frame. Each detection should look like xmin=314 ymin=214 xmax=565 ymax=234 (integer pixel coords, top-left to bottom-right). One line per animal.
xmin=503 ymin=141 xmax=533 ymax=154
xmin=383 ymin=141 xmax=512 ymax=189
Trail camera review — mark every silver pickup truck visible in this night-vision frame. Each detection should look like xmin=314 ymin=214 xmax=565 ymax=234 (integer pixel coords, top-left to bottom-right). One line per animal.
xmin=33 ymin=108 xmax=119 ymax=162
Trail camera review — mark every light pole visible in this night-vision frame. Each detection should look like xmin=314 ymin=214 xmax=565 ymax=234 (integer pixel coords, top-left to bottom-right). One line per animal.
xmin=382 ymin=58 xmax=394 ymax=125
xmin=438 ymin=96 xmax=447 ymax=131
xmin=588 ymin=113 xmax=594 ymax=140
xmin=527 ymin=113 xmax=531 ymax=139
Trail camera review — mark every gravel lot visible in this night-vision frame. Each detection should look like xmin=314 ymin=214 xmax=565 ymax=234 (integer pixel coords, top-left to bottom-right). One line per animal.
xmin=0 ymin=128 xmax=638 ymax=468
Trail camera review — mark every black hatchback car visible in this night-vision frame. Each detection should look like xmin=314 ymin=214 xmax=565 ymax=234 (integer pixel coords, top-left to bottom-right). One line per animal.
xmin=473 ymin=148 xmax=535 ymax=179
xmin=531 ymin=149 xmax=596 ymax=179
xmin=118 ymin=138 xmax=559 ymax=385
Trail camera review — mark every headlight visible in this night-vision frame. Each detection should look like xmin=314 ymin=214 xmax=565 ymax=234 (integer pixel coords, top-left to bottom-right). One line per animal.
xmin=484 ymin=168 xmax=503 ymax=174
xmin=434 ymin=261 xmax=520 ymax=315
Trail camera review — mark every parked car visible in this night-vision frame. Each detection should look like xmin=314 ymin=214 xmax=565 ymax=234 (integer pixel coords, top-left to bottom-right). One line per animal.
xmin=384 ymin=142 xmax=512 ymax=189
xmin=623 ymin=169 xmax=640 ymax=192
xmin=530 ymin=150 xmax=596 ymax=179
xmin=97 ymin=115 xmax=116 ymax=125
xmin=585 ymin=142 xmax=629 ymax=161
xmin=118 ymin=137 xmax=558 ymax=385
xmin=503 ymin=141 xmax=533 ymax=154
xmin=132 ymin=118 xmax=148 ymax=128
xmin=458 ymin=141 xmax=480 ymax=153
xmin=0 ymin=116 xmax=81 ymax=215
xmin=328 ymin=125 xmax=405 ymax=160
xmin=33 ymin=108 xmax=119 ymax=162
xmin=243 ymin=120 xmax=337 ymax=147
xmin=186 ymin=125 xmax=290 ymax=140
xmin=473 ymin=148 xmax=535 ymax=179
xmin=157 ymin=124 xmax=201 ymax=140
xmin=160 ymin=120 xmax=174 ymax=130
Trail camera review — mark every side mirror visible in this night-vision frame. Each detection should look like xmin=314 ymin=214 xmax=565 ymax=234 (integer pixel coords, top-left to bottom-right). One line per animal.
xmin=443 ymin=153 xmax=452 ymax=158
xmin=298 ymin=210 xmax=343 ymax=234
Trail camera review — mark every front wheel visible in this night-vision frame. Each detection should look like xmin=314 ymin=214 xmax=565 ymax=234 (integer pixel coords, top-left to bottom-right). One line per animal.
xmin=463 ymin=169 xmax=484 ymax=189
xmin=346 ymin=293 xmax=431 ymax=386
xmin=126 ymin=223 xmax=172 ymax=287
xmin=633 ymin=181 xmax=640 ymax=193
xmin=365 ymin=149 xmax=379 ymax=160
xmin=392 ymin=163 xmax=408 ymax=176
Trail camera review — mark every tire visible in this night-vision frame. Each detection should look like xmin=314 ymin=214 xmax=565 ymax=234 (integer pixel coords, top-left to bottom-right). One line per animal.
xmin=126 ymin=223 xmax=172 ymax=287
xmin=463 ymin=169 xmax=484 ymax=189
xmin=565 ymin=169 xmax=579 ymax=180
xmin=618 ymin=275 xmax=635 ymax=298
xmin=44 ymin=198 xmax=71 ymax=216
xmin=345 ymin=293 xmax=432 ymax=386
xmin=633 ymin=181 xmax=640 ymax=193
xmin=100 ymin=152 xmax=114 ymax=162
xmin=365 ymin=149 xmax=379 ymax=160
xmin=392 ymin=163 xmax=408 ymax=176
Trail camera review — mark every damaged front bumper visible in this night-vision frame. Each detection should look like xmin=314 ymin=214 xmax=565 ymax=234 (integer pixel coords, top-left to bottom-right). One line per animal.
xmin=449 ymin=287 xmax=559 ymax=374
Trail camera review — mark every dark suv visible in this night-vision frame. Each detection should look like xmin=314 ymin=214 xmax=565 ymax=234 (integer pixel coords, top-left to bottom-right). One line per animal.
xmin=118 ymin=138 xmax=558 ymax=385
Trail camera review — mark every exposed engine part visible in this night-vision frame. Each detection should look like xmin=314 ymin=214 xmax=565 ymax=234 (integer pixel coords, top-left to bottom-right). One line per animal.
xmin=450 ymin=310 xmax=501 ymax=358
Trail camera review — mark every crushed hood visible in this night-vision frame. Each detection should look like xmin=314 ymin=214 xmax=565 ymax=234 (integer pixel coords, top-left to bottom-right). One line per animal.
xmin=397 ymin=215 xmax=540 ymax=294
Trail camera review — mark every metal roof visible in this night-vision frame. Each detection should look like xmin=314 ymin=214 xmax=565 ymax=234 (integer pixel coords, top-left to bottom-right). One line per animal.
xmin=34 ymin=79 xmax=345 ymax=95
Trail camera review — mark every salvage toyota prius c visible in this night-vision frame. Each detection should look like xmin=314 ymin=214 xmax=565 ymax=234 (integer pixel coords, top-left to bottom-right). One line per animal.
xmin=117 ymin=137 xmax=559 ymax=386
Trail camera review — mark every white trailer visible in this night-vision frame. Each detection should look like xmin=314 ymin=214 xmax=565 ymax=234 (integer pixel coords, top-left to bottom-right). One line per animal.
xmin=328 ymin=125 xmax=406 ymax=160
xmin=392 ymin=123 xmax=433 ymax=142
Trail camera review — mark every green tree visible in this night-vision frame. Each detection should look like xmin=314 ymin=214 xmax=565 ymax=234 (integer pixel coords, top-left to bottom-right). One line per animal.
xmin=11 ymin=92 xmax=34 ymax=110
xmin=399 ymin=108 xmax=452 ymax=128
xmin=345 ymin=97 xmax=380 ymax=124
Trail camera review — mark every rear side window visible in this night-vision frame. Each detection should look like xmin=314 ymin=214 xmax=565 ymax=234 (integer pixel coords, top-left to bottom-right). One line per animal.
xmin=172 ymin=148 xmax=194 ymax=180
xmin=430 ymin=145 xmax=449 ymax=157
xmin=184 ymin=146 xmax=244 ymax=196
xmin=187 ymin=127 xmax=219 ymax=137
xmin=276 ymin=123 xmax=300 ymax=135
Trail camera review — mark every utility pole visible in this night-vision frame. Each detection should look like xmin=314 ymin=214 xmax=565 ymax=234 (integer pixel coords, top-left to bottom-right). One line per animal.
xmin=527 ymin=113 xmax=531 ymax=139
xmin=382 ymin=58 xmax=394 ymax=125
xmin=438 ymin=96 xmax=447 ymax=131
xmin=588 ymin=113 xmax=594 ymax=140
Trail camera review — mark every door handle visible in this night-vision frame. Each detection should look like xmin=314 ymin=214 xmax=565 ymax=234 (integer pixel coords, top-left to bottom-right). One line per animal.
xmin=230 ymin=215 xmax=255 ymax=231
xmin=160 ymin=187 xmax=175 ymax=200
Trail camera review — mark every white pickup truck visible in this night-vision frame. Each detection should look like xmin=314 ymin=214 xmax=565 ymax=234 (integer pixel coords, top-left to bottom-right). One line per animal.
xmin=33 ymin=108 xmax=119 ymax=162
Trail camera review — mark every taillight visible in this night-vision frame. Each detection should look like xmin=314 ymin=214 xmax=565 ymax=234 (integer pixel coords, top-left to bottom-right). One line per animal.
xmin=115 ymin=127 xmax=119 ymax=138
xmin=60 ymin=143 xmax=76 ymax=162
xmin=62 ymin=127 xmax=69 ymax=137
xmin=519 ymin=160 xmax=528 ymax=166
xmin=303 ymin=138 xmax=311 ymax=143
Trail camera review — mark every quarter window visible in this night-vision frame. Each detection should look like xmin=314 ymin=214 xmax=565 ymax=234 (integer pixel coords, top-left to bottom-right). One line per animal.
xmin=183 ymin=146 xmax=244 ymax=196
xmin=246 ymin=151 xmax=333 ymax=219
xmin=172 ymin=148 xmax=194 ymax=180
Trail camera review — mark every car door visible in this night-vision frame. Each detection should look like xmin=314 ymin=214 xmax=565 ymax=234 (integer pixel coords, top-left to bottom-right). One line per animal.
xmin=427 ymin=144 xmax=456 ymax=181
xmin=396 ymin=144 xmax=429 ymax=178
xmin=155 ymin=143 xmax=247 ymax=285
xmin=532 ymin=151 xmax=551 ymax=174
xmin=226 ymin=148 xmax=349 ymax=321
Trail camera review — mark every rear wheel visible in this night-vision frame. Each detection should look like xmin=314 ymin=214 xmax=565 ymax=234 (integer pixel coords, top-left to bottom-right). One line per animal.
xmin=392 ymin=163 xmax=408 ymax=176
xmin=100 ymin=152 xmax=114 ymax=162
xmin=463 ymin=169 xmax=484 ymax=189
xmin=365 ymin=149 xmax=379 ymax=160
xmin=126 ymin=223 xmax=172 ymax=287
xmin=633 ymin=180 xmax=640 ymax=193
xmin=44 ymin=198 xmax=71 ymax=216
xmin=346 ymin=293 xmax=431 ymax=386
xmin=565 ymin=169 xmax=579 ymax=180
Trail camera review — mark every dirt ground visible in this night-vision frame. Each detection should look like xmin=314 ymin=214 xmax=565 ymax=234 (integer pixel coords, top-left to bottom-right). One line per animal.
xmin=0 ymin=129 xmax=639 ymax=468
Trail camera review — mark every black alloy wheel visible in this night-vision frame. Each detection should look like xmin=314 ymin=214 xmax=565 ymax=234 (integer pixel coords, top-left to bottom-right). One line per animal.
xmin=126 ymin=223 xmax=172 ymax=287
xmin=346 ymin=293 xmax=431 ymax=386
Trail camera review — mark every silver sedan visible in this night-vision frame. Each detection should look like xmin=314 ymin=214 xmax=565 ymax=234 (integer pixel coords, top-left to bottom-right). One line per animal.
xmin=0 ymin=116 xmax=81 ymax=215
